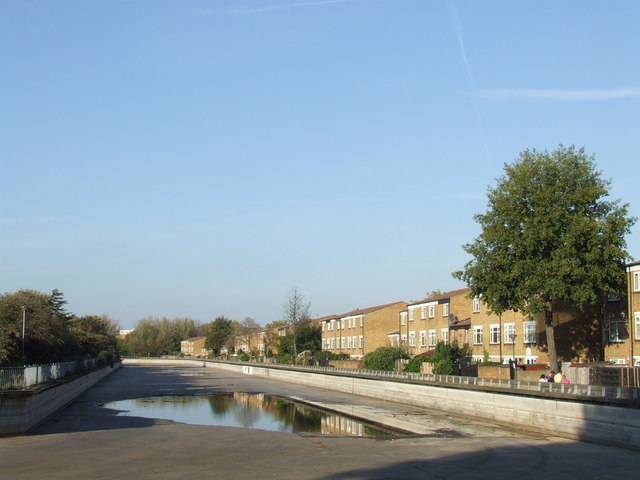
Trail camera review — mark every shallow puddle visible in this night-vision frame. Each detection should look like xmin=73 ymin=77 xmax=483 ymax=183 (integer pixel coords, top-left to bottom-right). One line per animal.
xmin=103 ymin=393 xmax=404 ymax=437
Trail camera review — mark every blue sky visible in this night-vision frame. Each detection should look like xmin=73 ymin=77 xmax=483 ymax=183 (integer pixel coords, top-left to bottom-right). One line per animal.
xmin=1 ymin=0 xmax=639 ymax=329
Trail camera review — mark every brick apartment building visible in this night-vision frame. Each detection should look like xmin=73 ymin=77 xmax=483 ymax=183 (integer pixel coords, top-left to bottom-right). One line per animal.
xmin=320 ymin=302 xmax=408 ymax=359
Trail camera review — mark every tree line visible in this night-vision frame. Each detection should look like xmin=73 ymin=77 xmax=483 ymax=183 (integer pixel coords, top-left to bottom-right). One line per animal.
xmin=0 ymin=289 xmax=119 ymax=366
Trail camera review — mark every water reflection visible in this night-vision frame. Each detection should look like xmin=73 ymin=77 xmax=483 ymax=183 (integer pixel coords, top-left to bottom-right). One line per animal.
xmin=103 ymin=393 xmax=401 ymax=437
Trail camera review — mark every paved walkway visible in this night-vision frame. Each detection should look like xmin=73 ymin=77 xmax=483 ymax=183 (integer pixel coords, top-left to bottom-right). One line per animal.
xmin=1 ymin=362 xmax=638 ymax=479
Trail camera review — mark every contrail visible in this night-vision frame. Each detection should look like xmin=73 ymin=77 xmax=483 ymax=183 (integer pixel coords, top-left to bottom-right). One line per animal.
xmin=474 ymin=86 xmax=640 ymax=101
xmin=448 ymin=0 xmax=491 ymax=165
xmin=230 ymin=0 xmax=352 ymax=15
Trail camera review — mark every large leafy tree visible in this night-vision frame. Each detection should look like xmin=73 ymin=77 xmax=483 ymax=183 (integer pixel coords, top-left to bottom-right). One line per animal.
xmin=454 ymin=145 xmax=636 ymax=371
xmin=204 ymin=316 xmax=235 ymax=355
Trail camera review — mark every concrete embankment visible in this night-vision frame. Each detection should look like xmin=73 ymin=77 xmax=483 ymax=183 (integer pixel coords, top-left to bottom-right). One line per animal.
xmin=182 ymin=360 xmax=639 ymax=450
xmin=0 ymin=363 xmax=120 ymax=435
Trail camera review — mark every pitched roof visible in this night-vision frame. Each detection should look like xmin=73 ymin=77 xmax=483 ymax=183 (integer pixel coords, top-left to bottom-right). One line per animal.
xmin=408 ymin=287 xmax=472 ymax=307
xmin=339 ymin=301 xmax=407 ymax=318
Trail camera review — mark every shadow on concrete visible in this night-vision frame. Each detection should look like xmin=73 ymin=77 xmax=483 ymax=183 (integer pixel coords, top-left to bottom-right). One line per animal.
xmin=311 ymin=440 xmax=638 ymax=480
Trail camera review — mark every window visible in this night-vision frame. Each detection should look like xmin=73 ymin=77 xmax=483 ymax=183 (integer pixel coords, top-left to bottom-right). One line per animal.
xmin=409 ymin=309 xmax=414 ymax=322
xmin=472 ymin=297 xmax=481 ymax=313
xmin=523 ymin=321 xmax=537 ymax=344
xmin=347 ymin=337 xmax=352 ymax=349
xmin=635 ymin=313 xmax=640 ymax=341
xmin=443 ymin=303 xmax=450 ymax=317
xmin=634 ymin=272 xmax=640 ymax=292
xmin=490 ymin=324 xmax=500 ymax=344
xmin=504 ymin=323 xmax=516 ymax=344
xmin=609 ymin=319 xmax=628 ymax=343
xmin=341 ymin=320 xmax=345 ymax=330
xmin=400 ymin=312 xmax=407 ymax=326
xmin=341 ymin=337 xmax=346 ymax=349
xmin=473 ymin=326 xmax=483 ymax=345
xmin=359 ymin=336 xmax=364 ymax=348
xmin=421 ymin=307 xmax=427 ymax=320
xmin=353 ymin=336 xmax=357 ymax=348
xmin=409 ymin=331 xmax=416 ymax=347
xmin=441 ymin=328 xmax=449 ymax=343
xmin=419 ymin=330 xmax=427 ymax=347
xmin=401 ymin=334 xmax=407 ymax=345
xmin=330 ymin=320 xmax=335 ymax=331
xmin=322 ymin=323 xmax=325 ymax=332
xmin=428 ymin=305 xmax=435 ymax=318
xmin=330 ymin=338 xmax=335 ymax=349
xmin=429 ymin=329 xmax=437 ymax=347
xmin=360 ymin=316 xmax=364 ymax=327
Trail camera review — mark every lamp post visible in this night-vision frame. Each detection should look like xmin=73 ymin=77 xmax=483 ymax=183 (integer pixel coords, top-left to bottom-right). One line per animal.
xmin=509 ymin=333 xmax=517 ymax=380
xmin=20 ymin=306 xmax=26 ymax=358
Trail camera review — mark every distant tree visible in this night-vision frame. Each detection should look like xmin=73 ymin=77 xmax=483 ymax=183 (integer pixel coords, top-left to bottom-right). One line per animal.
xmin=426 ymin=289 xmax=443 ymax=299
xmin=263 ymin=320 xmax=287 ymax=356
xmin=204 ymin=316 xmax=235 ymax=355
xmin=276 ymin=318 xmax=321 ymax=359
xmin=70 ymin=314 xmax=119 ymax=358
xmin=235 ymin=317 xmax=261 ymax=354
xmin=453 ymin=145 xmax=636 ymax=370
xmin=282 ymin=288 xmax=311 ymax=363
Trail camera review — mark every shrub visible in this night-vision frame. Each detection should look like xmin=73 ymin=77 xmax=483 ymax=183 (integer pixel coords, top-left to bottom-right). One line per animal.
xmin=97 ymin=350 xmax=115 ymax=368
xmin=363 ymin=346 xmax=407 ymax=371
xmin=433 ymin=359 xmax=453 ymax=375
xmin=403 ymin=356 xmax=425 ymax=373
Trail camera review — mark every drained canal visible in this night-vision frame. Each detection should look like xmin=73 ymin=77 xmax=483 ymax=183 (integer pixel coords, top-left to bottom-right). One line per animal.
xmin=103 ymin=392 xmax=406 ymax=437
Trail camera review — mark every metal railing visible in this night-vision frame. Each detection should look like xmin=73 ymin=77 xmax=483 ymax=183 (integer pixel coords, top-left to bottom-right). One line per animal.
xmin=271 ymin=363 xmax=640 ymax=403
xmin=0 ymin=359 xmax=100 ymax=390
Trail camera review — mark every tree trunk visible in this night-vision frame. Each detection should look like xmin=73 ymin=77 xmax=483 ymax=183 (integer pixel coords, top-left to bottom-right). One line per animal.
xmin=545 ymin=307 xmax=558 ymax=372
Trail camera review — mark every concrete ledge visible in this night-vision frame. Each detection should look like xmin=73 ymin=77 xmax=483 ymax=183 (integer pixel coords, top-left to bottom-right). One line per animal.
xmin=0 ymin=363 xmax=121 ymax=436
xmin=199 ymin=361 xmax=640 ymax=450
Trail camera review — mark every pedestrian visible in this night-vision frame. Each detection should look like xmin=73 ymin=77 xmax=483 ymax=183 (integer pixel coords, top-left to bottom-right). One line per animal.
xmin=547 ymin=371 xmax=555 ymax=382
xmin=554 ymin=372 xmax=564 ymax=383
xmin=538 ymin=374 xmax=548 ymax=382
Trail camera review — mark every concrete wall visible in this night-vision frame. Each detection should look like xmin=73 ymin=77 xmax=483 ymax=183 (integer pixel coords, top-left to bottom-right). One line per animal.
xmin=204 ymin=361 xmax=640 ymax=450
xmin=0 ymin=364 xmax=120 ymax=436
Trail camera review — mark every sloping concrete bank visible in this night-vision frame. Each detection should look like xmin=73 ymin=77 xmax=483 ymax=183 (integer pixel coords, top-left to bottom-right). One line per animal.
xmin=0 ymin=363 xmax=121 ymax=436
xmin=199 ymin=361 xmax=640 ymax=450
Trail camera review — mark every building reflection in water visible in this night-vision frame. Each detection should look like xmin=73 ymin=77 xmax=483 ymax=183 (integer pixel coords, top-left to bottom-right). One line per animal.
xmin=104 ymin=393 xmax=399 ymax=437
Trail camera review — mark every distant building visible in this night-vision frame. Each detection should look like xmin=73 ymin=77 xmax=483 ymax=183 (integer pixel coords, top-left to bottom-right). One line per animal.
xmin=180 ymin=337 xmax=209 ymax=358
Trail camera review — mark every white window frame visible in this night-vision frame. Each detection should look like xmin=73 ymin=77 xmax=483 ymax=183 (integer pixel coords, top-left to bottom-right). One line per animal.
xmin=360 ymin=315 xmax=364 ymax=327
xmin=429 ymin=329 xmax=437 ymax=347
xmin=473 ymin=326 xmax=483 ymax=345
xmin=401 ymin=334 xmax=407 ymax=345
xmin=523 ymin=321 xmax=537 ymax=344
xmin=347 ymin=337 xmax=352 ymax=349
xmin=490 ymin=324 xmax=500 ymax=344
xmin=359 ymin=336 xmax=364 ymax=348
xmin=421 ymin=307 xmax=427 ymax=320
xmin=409 ymin=331 xmax=416 ymax=347
xmin=504 ymin=323 xmax=516 ymax=344
xmin=341 ymin=337 xmax=346 ymax=349
xmin=635 ymin=313 xmax=640 ymax=341
xmin=441 ymin=328 xmax=449 ymax=343
xmin=634 ymin=272 xmax=640 ymax=292
xmin=472 ymin=297 xmax=480 ymax=313
xmin=400 ymin=312 xmax=407 ymax=326
xmin=442 ymin=303 xmax=450 ymax=317
xmin=330 ymin=338 xmax=335 ymax=349
xmin=609 ymin=319 xmax=627 ymax=343
xmin=419 ymin=330 xmax=427 ymax=347
xmin=428 ymin=305 xmax=435 ymax=318
xmin=409 ymin=309 xmax=414 ymax=322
